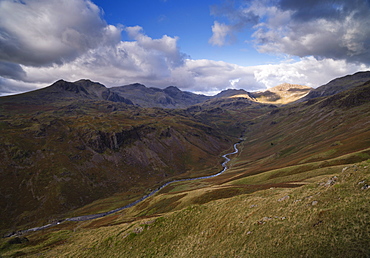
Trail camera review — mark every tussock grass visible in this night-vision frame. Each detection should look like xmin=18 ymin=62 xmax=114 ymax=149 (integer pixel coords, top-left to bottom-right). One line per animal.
xmin=2 ymin=161 xmax=369 ymax=257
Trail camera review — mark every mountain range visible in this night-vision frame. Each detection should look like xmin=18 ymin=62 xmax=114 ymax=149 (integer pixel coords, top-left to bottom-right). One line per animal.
xmin=0 ymin=78 xmax=315 ymax=109
xmin=0 ymin=71 xmax=369 ymax=257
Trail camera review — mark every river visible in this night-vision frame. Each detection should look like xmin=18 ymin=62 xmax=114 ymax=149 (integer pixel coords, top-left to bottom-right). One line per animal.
xmin=6 ymin=141 xmax=240 ymax=237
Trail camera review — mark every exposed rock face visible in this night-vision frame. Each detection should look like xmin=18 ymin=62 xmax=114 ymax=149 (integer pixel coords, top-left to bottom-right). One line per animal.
xmin=81 ymin=126 xmax=153 ymax=153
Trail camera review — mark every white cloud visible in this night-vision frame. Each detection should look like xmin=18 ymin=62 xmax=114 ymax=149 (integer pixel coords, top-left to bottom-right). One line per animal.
xmin=0 ymin=0 xmax=121 ymax=67
xmin=0 ymin=0 xmax=369 ymax=97
xmin=210 ymin=0 xmax=370 ymax=65
xmin=209 ymin=21 xmax=233 ymax=46
xmin=253 ymin=56 xmax=370 ymax=89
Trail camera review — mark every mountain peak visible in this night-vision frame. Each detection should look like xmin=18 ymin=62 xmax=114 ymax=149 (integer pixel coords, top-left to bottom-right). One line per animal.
xmin=252 ymin=83 xmax=311 ymax=104
xmin=163 ymin=86 xmax=181 ymax=96
xmin=164 ymin=86 xmax=181 ymax=92
xmin=215 ymin=89 xmax=249 ymax=98
xmin=269 ymin=83 xmax=311 ymax=92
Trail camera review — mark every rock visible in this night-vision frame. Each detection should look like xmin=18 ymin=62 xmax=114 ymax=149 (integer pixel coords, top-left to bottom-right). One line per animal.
xmin=132 ymin=227 xmax=144 ymax=234
xmin=312 ymin=201 xmax=318 ymax=206
xmin=324 ymin=176 xmax=338 ymax=187
xmin=358 ymin=180 xmax=369 ymax=189
xmin=278 ymin=195 xmax=290 ymax=202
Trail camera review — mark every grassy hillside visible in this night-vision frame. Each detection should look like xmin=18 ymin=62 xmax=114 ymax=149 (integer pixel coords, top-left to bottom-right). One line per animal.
xmin=1 ymin=160 xmax=368 ymax=257
xmin=0 ymin=98 xmax=238 ymax=232
xmin=0 ymin=74 xmax=369 ymax=257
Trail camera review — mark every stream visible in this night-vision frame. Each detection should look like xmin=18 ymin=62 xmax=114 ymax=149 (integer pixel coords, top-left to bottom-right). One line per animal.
xmin=6 ymin=141 xmax=240 ymax=237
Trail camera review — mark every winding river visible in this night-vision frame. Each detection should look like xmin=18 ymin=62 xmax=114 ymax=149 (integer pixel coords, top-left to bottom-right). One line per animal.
xmin=7 ymin=142 xmax=240 ymax=237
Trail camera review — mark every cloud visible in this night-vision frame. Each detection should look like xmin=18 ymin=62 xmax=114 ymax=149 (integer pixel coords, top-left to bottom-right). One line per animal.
xmin=0 ymin=0 xmax=369 ymax=97
xmin=20 ymin=25 xmax=188 ymax=88
xmin=209 ymin=1 xmax=259 ymax=46
xmin=0 ymin=0 xmax=187 ymax=91
xmin=210 ymin=0 xmax=370 ymax=65
xmin=0 ymin=62 xmax=26 ymax=81
xmin=0 ymin=77 xmax=41 ymax=96
xmin=253 ymin=56 xmax=370 ymax=89
xmin=0 ymin=0 xmax=121 ymax=67
xmin=168 ymin=57 xmax=369 ymax=94
xmin=181 ymin=59 xmax=263 ymax=94
xmin=209 ymin=21 xmax=233 ymax=46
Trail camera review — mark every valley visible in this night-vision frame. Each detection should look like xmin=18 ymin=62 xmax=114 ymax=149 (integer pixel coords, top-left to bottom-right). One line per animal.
xmin=0 ymin=71 xmax=370 ymax=257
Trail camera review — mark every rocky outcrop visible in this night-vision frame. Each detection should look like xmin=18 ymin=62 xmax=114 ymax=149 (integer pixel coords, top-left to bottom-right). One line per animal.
xmin=81 ymin=126 xmax=154 ymax=153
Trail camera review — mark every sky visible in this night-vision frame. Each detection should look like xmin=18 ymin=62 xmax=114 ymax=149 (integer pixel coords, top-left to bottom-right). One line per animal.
xmin=1 ymin=0 xmax=370 ymax=96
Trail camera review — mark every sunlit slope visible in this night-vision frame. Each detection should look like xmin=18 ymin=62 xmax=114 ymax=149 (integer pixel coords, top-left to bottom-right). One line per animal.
xmin=1 ymin=161 xmax=368 ymax=257
xmin=251 ymin=83 xmax=312 ymax=104
xmin=233 ymin=80 xmax=370 ymax=180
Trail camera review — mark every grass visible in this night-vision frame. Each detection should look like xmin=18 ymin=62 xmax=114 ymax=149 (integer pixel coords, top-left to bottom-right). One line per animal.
xmin=0 ymin=100 xmax=236 ymax=232
xmin=229 ymin=148 xmax=370 ymax=186
xmin=2 ymin=160 xmax=368 ymax=257
xmin=1 ymin=77 xmax=369 ymax=257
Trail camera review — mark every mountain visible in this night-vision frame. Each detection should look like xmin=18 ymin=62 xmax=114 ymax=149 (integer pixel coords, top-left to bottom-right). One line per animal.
xmin=1 ymin=79 xmax=133 ymax=105
xmin=299 ymin=71 xmax=370 ymax=102
xmin=110 ymin=83 xmax=211 ymax=108
xmin=211 ymin=84 xmax=312 ymax=105
xmin=0 ymin=86 xmax=237 ymax=232
xmin=214 ymin=89 xmax=255 ymax=99
xmin=251 ymin=83 xmax=312 ymax=104
xmin=0 ymin=72 xmax=369 ymax=257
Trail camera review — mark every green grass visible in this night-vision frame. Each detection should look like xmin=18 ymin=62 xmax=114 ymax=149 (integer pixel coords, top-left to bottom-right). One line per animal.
xmin=2 ymin=161 xmax=368 ymax=257
xmin=229 ymin=148 xmax=370 ymax=186
xmin=1 ymin=77 xmax=369 ymax=257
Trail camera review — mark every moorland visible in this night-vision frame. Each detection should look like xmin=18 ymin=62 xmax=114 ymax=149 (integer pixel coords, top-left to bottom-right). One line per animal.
xmin=0 ymin=71 xmax=369 ymax=257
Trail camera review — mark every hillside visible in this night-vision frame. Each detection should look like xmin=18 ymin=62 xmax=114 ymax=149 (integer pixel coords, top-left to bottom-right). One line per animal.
xmin=0 ymin=72 xmax=370 ymax=257
xmin=299 ymin=71 xmax=370 ymax=102
xmin=110 ymin=83 xmax=211 ymax=108
xmin=0 ymin=92 xmax=240 ymax=232
xmin=251 ymin=83 xmax=312 ymax=104
xmin=0 ymin=79 xmax=133 ymax=105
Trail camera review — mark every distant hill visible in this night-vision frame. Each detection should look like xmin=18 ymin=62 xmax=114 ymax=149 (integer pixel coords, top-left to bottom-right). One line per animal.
xmin=0 ymin=79 xmax=133 ymax=105
xmin=214 ymin=89 xmax=255 ymax=100
xmin=1 ymin=79 xmax=320 ymax=110
xmin=298 ymin=71 xmax=370 ymax=102
xmin=110 ymin=83 xmax=211 ymax=108
xmin=251 ymin=83 xmax=312 ymax=104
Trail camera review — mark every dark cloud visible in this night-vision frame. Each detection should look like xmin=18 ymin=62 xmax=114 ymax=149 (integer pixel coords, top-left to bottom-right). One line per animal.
xmin=209 ymin=0 xmax=259 ymax=46
xmin=210 ymin=0 xmax=370 ymax=65
xmin=0 ymin=0 xmax=121 ymax=67
xmin=211 ymin=0 xmax=259 ymax=26
xmin=0 ymin=61 xmax=26 ymax=80
xmin=0 ymin=77 xmax=37 ymax=96
xmin=279 ymin=0 xmax=370 ymax=21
